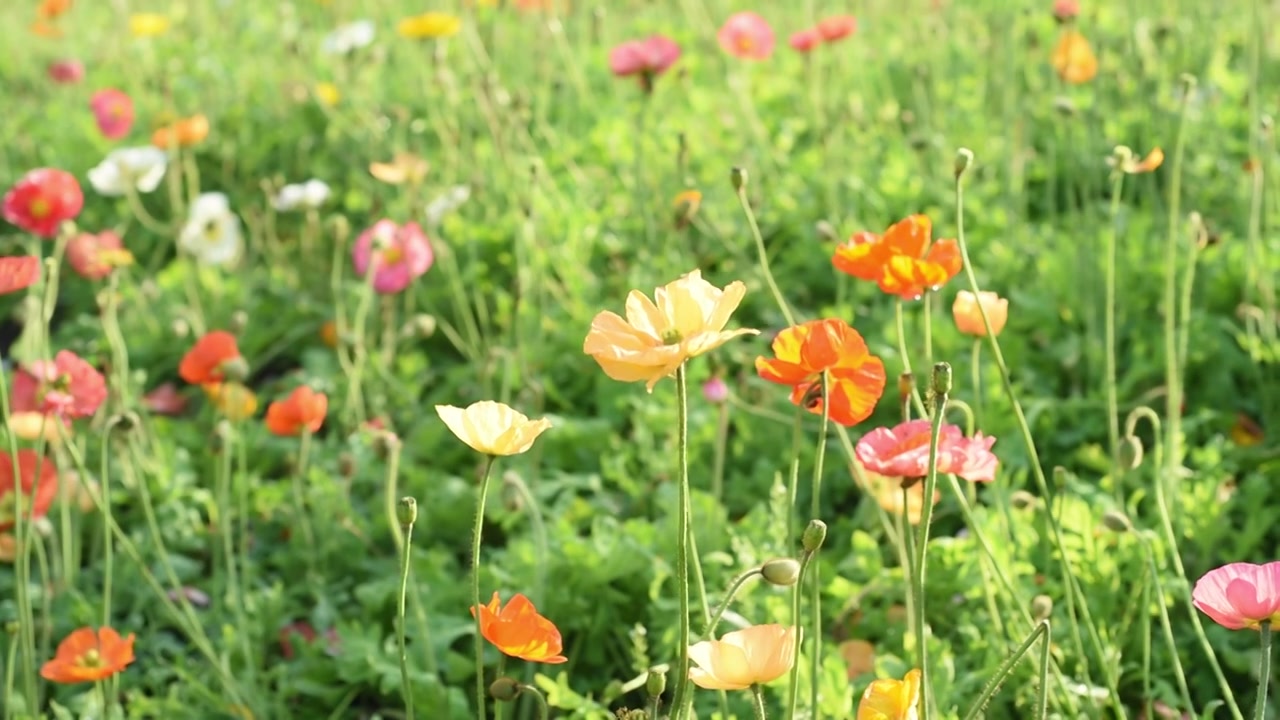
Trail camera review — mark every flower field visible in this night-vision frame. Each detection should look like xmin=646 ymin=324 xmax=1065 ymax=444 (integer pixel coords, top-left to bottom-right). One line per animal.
xmin=1 ymin=0 xmax=1278 ymax=719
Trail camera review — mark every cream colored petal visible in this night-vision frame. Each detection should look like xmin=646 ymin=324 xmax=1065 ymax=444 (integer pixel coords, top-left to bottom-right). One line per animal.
xmin=707 ymin=638 xmax=753 ymax=689
xmin=642 ymin=358 xmax=685 ymax=392
xmin=436 ymin=404 xmax=485 ymax=453
xmin=623 ymin=290 xmax=669 ymax=339
xmin=689 ymin=667 xmax=747 ymax=691
xmin=682 ymin=327 xmax=761 ymax=359
xmin=661 ymin=270 xmax=723 ymax=338
xmin=584 ymin=311 xmax=660 ymax=353
xmin=687 ymin=639 xmax=717 ymax=674
xmin=703 ymin=280 xmax=748 ymax=333
xmin=502 ymin=417 xmax=552 ymax=456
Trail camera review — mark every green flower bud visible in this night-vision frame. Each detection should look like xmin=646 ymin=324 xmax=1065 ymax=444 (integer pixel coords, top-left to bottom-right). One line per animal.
xmin=761 ymin=558 xmax=801 ymax=587
xmin=930 ymin=362 xmax=952 ymax=397
xmin=802 ymin=519 xmax=827 ymax=553
xmin=489 ymin=677 xmax=522 ymax=702
xmin=730 ymin=167 xmax=748 ymax=191
xmin=1031 ymin=594 xmax=1054 ymax=621
xmin=955 ymin=148 xmax=974 ymax=179
xmin=1101 ymin=510 xmax=1131 ymax=533
xmin=645 ymin=668 xmax=666 ymax=698
xmin=1010 ymin=490 xmax=1037 ymax=510
xmin=1117 ymin=436 xmax=1143 ymax=471
xmin=397 ymin=497 xmax=418 ymax=528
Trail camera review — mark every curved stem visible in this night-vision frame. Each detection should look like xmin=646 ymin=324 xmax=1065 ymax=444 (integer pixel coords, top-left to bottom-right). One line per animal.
xmin=521 ymin=684 xmax=550 ymax=720
xmin=736 ymin=184 xmax=795 ymax=327
xmin=398 ymin=507 xmax=417 ymax=720
xmin=751 ymin=684 xmax=768 ymax=720
xmin=671 ymin=365 xmax=693 ymax=719
xmin=471 ymin=455 xmax=498 ymax=720
xmin=809 ymin=372 xmax=831 ymax=719
xmin=702 ymin=569 xmax=763 ymax=639
xmin=961 ymin=621 xmax=1051 ymax=720
xmin=785 ymin=550 xmax=815 ymax=720
xmin=1138 ymin=536 xmax=1194 ymax=712
xmin=1255 ymin=625 xmax=1272 ymax=720
xmin=911 ymin=383 xmax=948 ymax=720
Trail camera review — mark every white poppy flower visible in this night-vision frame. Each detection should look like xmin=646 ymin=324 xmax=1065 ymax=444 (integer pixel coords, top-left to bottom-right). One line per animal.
xmin=423 ymin=185 xmax=471 ymax=227
xmin=178 ymin=192 xmax=242 ymax=267
xmin=273 ymin=179 xmax=331 ymax=211
xmin=87 ymin=147 xmax=168 ymax=197
xmin=321 ymin=20 xmax=375 ymax=55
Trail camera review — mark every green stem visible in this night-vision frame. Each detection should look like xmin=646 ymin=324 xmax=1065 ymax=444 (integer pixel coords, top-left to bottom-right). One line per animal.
xmin=4 ymin=625 xmax=17 ymax=720
xmin=218 ymin=425 xmax=255 ymax=685
xmin=1161 ymin=78 xmax=1194 ymax=510
xmin=471 ymin=455 xmax=498 ymax=720
xmin=711 ymin=401 xmax=729 ymax=506
xmin=0 ymin=362 xmax=37 ymax=707
xmin=1104 ymin=170 xmax=1125 ymax=494
xmin=970 ymin=340 xmax=983 ymax=427
xmin=785 ymin=550 xmax=815 ymax=720
xmin=960 ymin=621 xmax=1051 ymax=720
xmin=293 ymin=430 xmax=318 ymax=578
xmin=911 ymin=379 xmax=948 ymax=720
xmin=809 ymin=372 xmax=831 ymax=720
xmin=751 ymin=684 xmax=768 ymax=720
xmin=522 ymin=684 xmax=550 ymax=720
xmin=1138 ymin=536 xmax=1194 ymax=712
xmin=1256 ymin=625 xmax=1272 ymax=720
xmin=671 ymin=365 xmax=693 ymax=719
xmin=923 ymin=291 xmax=934 ymax=369
xmin=736 ymin=183 xmax=796 ymax=327
xmin=702 ymin=569 xmax=763 ymax=639
xmin=398 ymin=504 xmax=417 ymax=720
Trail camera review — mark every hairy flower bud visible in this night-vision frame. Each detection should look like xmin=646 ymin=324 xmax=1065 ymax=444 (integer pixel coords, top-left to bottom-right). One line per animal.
xmin=761 ymin=558 xmax=801 ymax=587
xmin=645 ymin=668 xmax=666 ymax=698
xmin=802 ymin=519 xmax=827 ymax=553
xmin=1117 ymin=436 xmax=1143 ymax=471
xmin=1101 ymin=510 xmax=1131 ymax=533
xmin=730 ymin=167 xmax=748 ymax=192
xmin=489 ymin=677 xmax=522 ymax=702
xmin=1031 ymin=594 xmax=1054 ymax=621
xmin=397 ymin=497 xmax=418 ymax=528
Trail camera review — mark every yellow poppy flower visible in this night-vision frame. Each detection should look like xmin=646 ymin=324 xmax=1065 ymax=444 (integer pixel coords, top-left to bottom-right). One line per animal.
xmin=687 ymin=624 xmax=798 ymax=690
xmin=857 ymin=669 xmax=922 ymax=720
xmin=397 ymin=12 xmax=461 ymax=39
xmin=435 ymin=401 xmax=551 ymax=456
xmin=130 ymin=13 xmax=170 ymax=38
xmin=1051 ymin=30 xmax=1097 ymax=84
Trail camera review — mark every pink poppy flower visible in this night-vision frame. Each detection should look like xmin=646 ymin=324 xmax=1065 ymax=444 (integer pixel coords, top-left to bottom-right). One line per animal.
xmin=66 ymin=231 xmax=133 ymax=280
xmin=90 ymin=89 xmax=135 ymax=141
xmin=1192 ymin=562 xmax=1280 ymax=631
xmin=855 ymin=419 xmax=999 ymax=482
xmin=816 ymin=15 xmax=857 ymax=43
xmin=352 ymin=220 xmax=433 ymax=294
xmin=11 ymin=350 xmax=108 ymax=421
xmin=609 ymin=35 xmax=681 ymax=92
xmin=48 ymin=59 xmax=84 ymax=84
xmin=143 ymin=383 xmax=189 ymax=416
xmin=717 ymin=12 xmax=775 ymax=61
xmin=789 ymin=28 xmax=822 ymax=53
xmin=1053 ymin=0 xmax=1079 ymax=22
xmin=0 ymin=257 xmax=40 ymax=296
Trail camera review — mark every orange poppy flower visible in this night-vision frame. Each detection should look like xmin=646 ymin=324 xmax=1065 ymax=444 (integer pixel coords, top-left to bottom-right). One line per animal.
xmin=755 ymin=318 xmax=887 ymax=427
xmin=178 ymin=331 xmax=244 ymax=385
xmin=673 ymin=189 xmax=702 ymax=230
xmin=0 ymin=449 xmax=58 ymax=532
xmin=470 ymin=592 xmax=568 ymax=664
xmin=858 ymin=669 xmax=922 ymax=720
xmin=38 ymin=0 xmax=72 ymax=19
xmin=265 ymin=386 xmax=328 ymax=436
xmin=40 ymin=626 xmax=136 ymax=684
xmin=151 ymin=114 xmax=209 ymax=149
xmin=832 ymin=215 xmax=962 ymax=300
xmin=1051 ymin=30 xmax=1097 ymax=84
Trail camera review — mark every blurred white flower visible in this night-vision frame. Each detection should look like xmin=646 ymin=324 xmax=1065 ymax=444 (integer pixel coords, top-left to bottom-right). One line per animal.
xmin=423 ymin=185 xmax=471 ymax=227
xmin=87 ymin=147 xmax=168 ymax=196
xmin=273 ymin=179 xmax=331 ymax=211
xmin=179 ymin=193 xmax=242 ymax=267
xmin=321 ymin=20 xmax=375 ymax=55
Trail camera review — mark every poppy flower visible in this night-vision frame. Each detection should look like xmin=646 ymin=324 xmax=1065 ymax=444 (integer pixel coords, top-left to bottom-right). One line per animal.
xmin=11 ymin=351 xmax=108 ymax=420
xmin=0 ymin=256 xmax=41 ymax=295
xmin=1053 ymin=0 xmax=1080 ymax=22
xmin=203 ymin=382 xmax=258 ymax=421
xmin=702 ymin=376 xmax=728 ymax=404
xmin=39 ymin=626 xmax=136 ymax=684
xmin=832 ymin=215 xmax=962 ymax=300
xmin=151 ymin=114 xmax=210 ymax=150
xmin=2 ymin=168 xmax=84 ymax=238
xmin=470 ymin=592 xmax=568 ymax=663
xmin=47 ymin=59 xmax=84 ymax=84
xmin=90 ymin=89 xmax=135 ymax=140
xmin=177 ymin=192 xmax=242 ymax=267
xmin=30 ymin=19 xmax=62 ymax=37
xmin=688 ymin=624 xmax=798 ymax=690
xmin=265 ymin=386 xmax=328 ymax=436
xmin=0 ymin=450 xmax=58 ymax=531
xmin=1192 ymin=562 xmax=1280 ymax=631
xmin=87 ymin=146 xmax=166 ymax=196
xmin=178 ymin=331 xmax=244 ymax=385
xmin=272 ymin=180 xmax=330 ymax=212
xmin=352 ymin=220 xmax=433 ymax=294
xmin=855 ymin=419 xmax=999 ymax=483
xmin=583 ymin=269 xmax=759 ymax=392
xmin=952 ymin=290 xmax=1008 ymax=337
xmin=142 ymin=382 xmax=188 ymax=415
xmin=435 ymin=401 xmax=551 ymax=456
xmin=128 ymin=13 xmax=169 ymax=37
xmin=368 ymin=153 xmax=429 ymax=185
xmin=718 ymin=12 xmax=775 ymax=61
xmin=279 ymin=621 xmax=341 ymax=659
xmin=840 ymin=639 xmax=876 ymax=679
xmin=1051 ymin=30 xmax=1097 ymax=84
xmin=756 ymin=318 xmax=887 ymax=427
xmin=789 ymin=28 xmax=822 ymax=52
xmin=38 ymin=0 xmax=73 ymax=20
xmin=857 ymin=668 xmax=922 ymax=720
xmin=66 ymin=231 xmax=133 ymax=280
xmin=609 ymin=35 xmax=681 ymax=92
xmin=319 ymin=321 xmax=339 ymax=349
xmin=397 ymin=12 xmax=461 ymax=39
xmin=816 ymin=15 xmax=857 ymax=42
xmin=1111 ymin=147 xmax=1164 ymax=174
xmin=7 ymin=413 xmax=64 ymax=444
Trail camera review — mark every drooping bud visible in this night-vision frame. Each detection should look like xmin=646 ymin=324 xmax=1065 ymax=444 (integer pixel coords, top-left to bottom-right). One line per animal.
xmin=954 ymin=148 xmax=974 ymax=180
xmin=1010 ymin=490 xmax=1037 ymax=510
xmin=645 ymin=668 xmax=666 ymax=698
xmin=761 ymin=558 xmax=801 ymax=587
xmin=1117 ymin=436 xmax=1144 ymax=470
xmin=489 ymin=677 xmax=522 ymax=702
xmin=397 ymin=497 xmax=418 ymax=528
xmin=730 ymin=167 xmax=748 ymax=192
xmin=802 ymin=519 xmax=827 ymax=553
xmin=1101 ymin=510 xmax=1131 ymax=533
xmin=1031 ymin=594 xmax=1054 ymax=621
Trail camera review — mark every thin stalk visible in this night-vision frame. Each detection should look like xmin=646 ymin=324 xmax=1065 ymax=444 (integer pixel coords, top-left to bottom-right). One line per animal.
xmin=670 ymin=365 xmax=693 ymax=718
xmin=1138 ymin=536 xmax=1194 ymax=712
xmin=1104 ymin=170 xmax=1125 ymax=495
xmin=398 ymin=502 xmax=417 ymax=720
xmin=736 ymin=182 xmax=796 ymax=327
xmin=970 ymin=340 xmax=984 ymax=427
xmin=521 ymin=684 xmax=550 ymax=720
xmin=960 ymin=621 xmax=1052 ymax=720
xmin=1255 ymin=625 xmax=1272 ymax=720
xmin=471 ymin=455 xmax=499 ymax=720
xmin=911 ymin=378 xmax=948 ymax=719
xmin=293 ymin=430 xmax=318 ymax=578
xmin=702 ymin=569 xmax=763 ymax=639
xmin=1161 ymin=78 xmax=1194 ymax=503
xmin=711 ymin=401 xmax=729 ymax=506
xmin=785 ymin=550 xmax=816 ymax=720
xmin=809 ymin=372 xmax=831 ymax=720
xmin=751 ymin=684 xmax=768 ymax=720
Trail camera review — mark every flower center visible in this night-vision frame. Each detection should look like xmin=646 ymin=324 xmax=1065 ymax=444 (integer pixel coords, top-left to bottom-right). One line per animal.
xmin=736 ymin=35 xmax=754 ymax=52
xmin=77 ymin=648 xmax=104 ymax=669
xmin=29 ymin=198 xmax=50 ymax=219
xmin=660 ymin=329 xmax=683 ymax=345
xmin=202 ymin=220 xmax=222 ymax=243
xmin=380 ymin=247 xmax=403 ymax=265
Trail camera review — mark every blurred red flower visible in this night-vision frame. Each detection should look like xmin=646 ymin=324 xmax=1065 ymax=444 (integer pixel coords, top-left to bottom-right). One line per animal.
xmin=2 ymin=168 xmax=84 ymax=238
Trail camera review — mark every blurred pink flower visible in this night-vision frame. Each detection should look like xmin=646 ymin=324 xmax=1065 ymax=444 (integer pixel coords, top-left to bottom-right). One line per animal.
xmin=702 ymin=377 xmax=728 ymax=404
xmin=855 ymin=419 xmax=998 ymax=482
xmin=67 ymin=230 xmax=132 ymax=280
xmin=143 ymin=383 xmax=188 ymax=416
xmin=352 ymin=220 xmax=433 ymax=294
xmin=816 ymin=15 xmax=857 ymax=43
xmin=1193 ymin=562 xmax=1280 ymax=631
xmin=1053 ymin=0 xmax=1080 ymax=22
xmin=90 ymin=89 xmax=134 ymax=140
xmin=609 ymin=35 xmax=681 ymax=92
xmin=48 ymin=59 xmax=84 ymax=84
xmin=11 ymin=350 xmax=107 ymax=420
xmin=789 ymin=28 xmax=821 ymax=53
xmin=718 ymin=12 xmax=775 ymax=60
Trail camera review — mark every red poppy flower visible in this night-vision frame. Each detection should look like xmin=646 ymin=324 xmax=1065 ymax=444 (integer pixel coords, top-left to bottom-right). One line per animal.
xmin=0 ymin=449 xmax=58 ymax=531
xmin=855 ymin=419 xmax=999 ymax=482
xmin=10 ymin=350 xmax=107 ymax=420
xmin=789 ymin=28 xmax=822 ymax=53
xmin=832 ymin=215 xmax=962 ymax=300
xmin=265 ymin=386 xmax=328 ymax=436
xmin=39 ymin=626 xmax=135 ymax=684
xmin=471 ymin=592 xmax=568 ymax=663
xmin=2 ymin=168 xmax=84 ymax=239
xmin=90 ymin=89 xmax=135 ymax=141
xmin=816 ymin=15 xmax=857 ymax=42
xmin=279 ymin=621 xmax=341 ymax=659
xmin=47 ymin=59 xmax=84 ymax=84
xmin=178 ymin=331 xmax=244 ymax=385
xmin=755 ymin=318 xmax=887 ymax=427
xmin=0 ymin=256 xmax=40 ymax=295
xmin=609 ymin=35 xmax=681 ymax=92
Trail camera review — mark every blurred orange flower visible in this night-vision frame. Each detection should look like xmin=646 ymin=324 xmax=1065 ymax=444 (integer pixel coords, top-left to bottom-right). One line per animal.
xmin=1115 ymin=147 xmax=1164 ymax=174
xmin=1052 ymin=30 xmax=1097 ymax=84
xmin=952 ymin=290 xmax=1008 ymax=337
xmin=756 ymin=318 xmax=886 ymax=427
xmin=1231 ymin=413 xmax=1264 ymax=447
xmin=38 ymin=0 xmax=72 ymax=20
xmin=203 ymin=382 xmax=258 ymax=421
xmin=832 ymin=215 xmax=962 ymax=300
xmin=858 ymin=668 xmax=922 ymax=720
xmin=179 ymin=331 xmax=244 ymax=385
xmin=266 ymin=386 xmax=328 ymax=436
xmin=471 ymin=592 xmax=567 ymax=663
xmin=151 ymin=114 xmax=209 ymax=149
xmin=583 ymin=269 xmax=758 ymax=392
xmin=31 ymin=19 xmax=62 ymax=37
xmin=839 ymin=639 xmax=876 ymax=679
xmin=673 ymin=189 xmax=702 ymax=229
xmin=40 ymin=626 xmax=136 ymax=684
